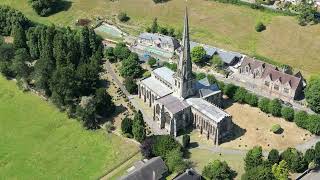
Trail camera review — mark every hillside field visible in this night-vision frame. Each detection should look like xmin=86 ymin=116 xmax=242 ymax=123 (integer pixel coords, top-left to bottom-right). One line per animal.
xmin=1 ymin=0 xmax=320 ymax=77
xmin=0 ymin=76 xmax=139 ymax=179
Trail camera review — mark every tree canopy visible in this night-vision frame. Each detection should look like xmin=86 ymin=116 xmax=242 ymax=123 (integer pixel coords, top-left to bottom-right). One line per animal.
xmin=191 ymin=46 xmax=206 ymax=63
xmin=202 ymin=160 xmax=237 ymax=180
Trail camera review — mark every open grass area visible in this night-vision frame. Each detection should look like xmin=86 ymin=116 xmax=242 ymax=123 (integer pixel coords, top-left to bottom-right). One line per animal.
xmin=221 ymin=103 xmax=313 ymax=150
xmin=1 ymin=0 xmax=320 ymax=77
xmin=0 ymin=76 xmax=139 ymax=179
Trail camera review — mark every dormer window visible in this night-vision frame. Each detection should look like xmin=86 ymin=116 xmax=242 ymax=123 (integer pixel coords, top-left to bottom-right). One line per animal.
xmin=264 ymin=81 xmax=270 ymax=87
xmin=274 ymin=84 xmax=279 ymax=91
xmin=284 ymin=88 xmax=289 ymax=94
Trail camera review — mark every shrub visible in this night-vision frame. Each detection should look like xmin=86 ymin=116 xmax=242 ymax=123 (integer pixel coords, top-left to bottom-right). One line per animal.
xmin=207 ymin=74 xmax=217 ymax=85
xmin=245 ymin=93 xmax=259 ymax=107
xmin=118 ymin=12 xmax=130 ymax=22
xmin=294 ymin=111 xmax=308 ymax=129
xmin=258 ymin=98 xmax=270 ymax=113
xmin=143 ymin=71 xmax=151 ymax=78
xmin=307 ymin=114 xmax=320 ymax=135
xmin=121 ymin=117 xmax=133 ymax=135
xmin=223 ymin=84 xmax=239 ymax=99
xmin=272 ymin=160 xmax=290 ymax=180
xmin=211 ymin=54 xmax=224 ymax=70
xmin=268 ymin=149 xmax=280 ymax=165
xmin=255 ymin=22 xmax=266 ymax=32
xmin=140 ymin=138 xmax=154 ymax=159
xmin=195 ymin=72 xmax=206 ymax=80
xmin=280 ymin=147 xmax=307 ymax=172
xmin=166 ymin=148 xmax=189 ymax=173
xmin=233 ymin=87 xmax=248 ymax=103
xmin=270 ymin=124 xmax=282 ymax=134
xmin=304 ymin=148 xmax=316 ymax=164
xmin=281 ymin=107 xmax=294 ymax=121
xmin=268 ymin=99 xmax=282 ymax=117
xmin=182 ymin=134 xmax=190 ymax=148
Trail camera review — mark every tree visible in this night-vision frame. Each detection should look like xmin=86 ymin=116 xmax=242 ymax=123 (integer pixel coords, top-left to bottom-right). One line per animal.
xmin=166 ymin=148 xmax=189 ymax=173
xmin=124 ymin=76 xmax=138 ymax=94
xmin=259 ymin=98 xmax=270 ymax=113
xmin=76 ymin=99 xmax=98 ymax=130
xmin=94 ymin=88 xmax=115 ymax=117
xmin=271 ymin=124 xmax=282 ymax=134
xmin=121 ymin=117 xmax=133 ymax=135
xmin=148 ymin=57 xmax=157 ymax=67
xmin=255 ymin=22 xmax=266 ymax=32
xmin=305 ymin=76 xmax=320 ymax=113
xmin=315 ymin=141 xmax=320 ymax=161
xmin=269 ymin=99 xmax=282 ymax=117
xmin=202 ymin=160 xmax=237 ymax=180
xmin=12 ymin=23 xmax=27 ymax=49
xmin=245 ymin=93 xmax=259 ymax=107
xmin=152 ymin=135 xmax=182 ymax=159
xmin=28 ymin=0 xmax=62 ymax=16
xmin=11 ymin=48 xmax=31 ymax=79
xmin=140 ymin=138 xmax=154 ymax=159
xmin=191 ymin=46 xmax=206 ymax=63
xmin=242 ymin=165 xmax=275 ymax=180
xmin=281 ymin=107 xmax=294 ymax=121
xmin=244 ymin=146 xmax=264 ymax=171
xmin=113 ymin=42 xmax=130 ymax=60
xmin=182 ymin=134 xmax=190 ymax=148
xmin=159 ymin=27 xmax=168 ymax=35
xmin=307 ymin=114 xmax=320 ymax=135
xmin=233 ymin=87 xmax=248 ymax=103
xmin=223 ymin=84 xmax=238 ymax=99
xmin=150 ymin=18 xmax=159 ymax=33
xmin=294 ymin=111 xmax=308 ymax=129
xmin=304 ymin=148 xmax=316 ymax=164
xmin=132 ymin=111 xmax=146 ymax=142
xmin=268 ymin=149 xmax=280 ymax=165
xmin=297 ymin=2 xmax=319 ymax=26
xmin=76 ymin=63 xmax=100 ymax=96
xmin=272 ymin=160 xmax=290 ymax=180
xmin=211 ymin=54 xmax=224 ymax=70
xmin=120 ymin=53 xmax=143 ymax=78
xmin=207 ymin=74 xmax=217 ymax=85
xmin=117 ymin=12 xmax=130 ymax=22
xmin=195 ymin=72 xmax=206 ymax=80
xmin=280 ymin=147 xmax=307 ymax=172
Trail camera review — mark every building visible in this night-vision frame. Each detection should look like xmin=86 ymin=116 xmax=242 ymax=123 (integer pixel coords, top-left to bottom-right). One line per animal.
xmin=120 ymin=157 xmax=168 ymax=180
xmin=173 ymin=168 xmax=202 ymax=180
xmin=137 ymin=7 xmax=233 ymax=145
xmin=133 ymin=32 xmax=180 ymax=59
xmin=190 ymin=41 xmax=243 ymax=67
xmin=237 ymin=56 xmax=304 ymax=101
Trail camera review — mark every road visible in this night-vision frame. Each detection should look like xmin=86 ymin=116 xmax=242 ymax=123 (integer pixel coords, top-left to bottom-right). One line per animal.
xmin=104 ymin=59 xmax=167 ymax=135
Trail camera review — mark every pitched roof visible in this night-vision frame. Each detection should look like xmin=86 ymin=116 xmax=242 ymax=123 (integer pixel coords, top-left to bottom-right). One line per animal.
xmin=262 ymin=68 xmax=302 ymax=90
xmin=195 ymin=77 xmax=220 ymax=98
xmin=240 ymin=56 xmax=276 ymax=70
xmin=140 ymin=76 xmax=173 ymax=97
xmin=173 ymin=169 xmax=202 ymax=180
xmin=186 ymin=98 xmax=230 ymax=123
xmin=157 ymin=95 xmax=190 ymax=114
xmin=153 ymin=66 xmax=175 ymax=86
xmin=138 ymin=32 xmax=180 ymax=49
xmin=120 ymin=157 xmax=167 ymax=180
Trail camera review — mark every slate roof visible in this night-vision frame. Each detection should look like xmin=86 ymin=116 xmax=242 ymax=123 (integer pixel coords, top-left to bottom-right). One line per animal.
xmin=195 ymin=77 xmax=220 ymax=97
xmin=240 ymin=56 xmax=276 ymax=70
xmin=153 ymin=66 xmax=175 ymax=86
xmin=190 ymin=41 xmax=242 ymax=64
xmin=120 ymin=157 xmax=167 ymax=180
xmin=157 ymin=95 xmax=190 ymax=114
xmin=186 ymin=98 xmax=230 ymax=123
xmin=173 ymin=169 xmax=202 ymax=180
xmin=140 ymin=76 xmax=173 ymax=97
xmin=139 ymin=32 xmax=180 ymax=50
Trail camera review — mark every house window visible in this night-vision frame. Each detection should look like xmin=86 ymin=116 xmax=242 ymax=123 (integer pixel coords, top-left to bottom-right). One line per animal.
xmin=274 ymin=85 xmax=279 ymax=91
xmin=246 ymin=67 xmax=249 ymax=72
xmin=264 ymin=81 xmax=270 ymax=87
xmin=284 ymin=88 xmax=289 ymax=94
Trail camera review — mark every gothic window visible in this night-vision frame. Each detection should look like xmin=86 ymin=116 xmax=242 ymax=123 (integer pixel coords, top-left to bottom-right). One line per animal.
xmin=264 ymin=81 xmax=270 ymax=87
xmin=284 ymin=88 xmax=289 ymax=94
xmin=274 ymin=84 xmax=279 ymax=91
xmin=164 ymin=112 xmax=171 ymax=124
xmin=156 ymin=104 xmax=160 ymax=114
xmin=246 ymin=66 xmax=249 ymax=73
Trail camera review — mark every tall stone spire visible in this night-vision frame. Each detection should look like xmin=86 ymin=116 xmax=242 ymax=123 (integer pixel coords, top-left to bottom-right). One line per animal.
xmin=173 ymin=7 xmax=195 ymax=99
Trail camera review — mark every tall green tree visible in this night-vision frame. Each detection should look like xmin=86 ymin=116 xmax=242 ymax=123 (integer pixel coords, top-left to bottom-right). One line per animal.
xmin=242 ymin=165 xmax=275 ymax=180
xmin=120 ymin=53 xmax=142 ymax=78
xmin=202 ymin=160 xmax=237 ymax=180
xmin=191 ymin=46 xmax=206 ymax=63
xmin=244 ymin=146 xmax=264 ymax=171
xmin=166 ymin=148 xmax=189 ymax=173
xmin=132 ymin=111 xmax=146 ymax=142
xmin=94 ymin=88 xmax=115 ymax=117
xmin=269 ymin=99 xmax=282 ymax=117
xmin=28 ymin=0 xmax=62 ymax=16
xmin=306 ymin=75 xmax=320 ymax=113
xmin=151 ymin=18 xmax=159 ymax=33
xmin=13 ymin=23 xmax=27 ymax=49
xmin=12 ymin=48 xmax=31 ymax=79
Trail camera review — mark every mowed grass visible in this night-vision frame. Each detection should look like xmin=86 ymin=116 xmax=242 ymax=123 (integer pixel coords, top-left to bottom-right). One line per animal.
xmin=1 ymin=0 xmax=320 ymax=75
xmin=0 ymin=76 xmax=139 ymax=179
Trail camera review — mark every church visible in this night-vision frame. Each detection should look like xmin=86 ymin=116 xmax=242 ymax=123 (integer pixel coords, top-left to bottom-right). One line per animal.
xmin=137 ymin=8 xmax=233 ymax=145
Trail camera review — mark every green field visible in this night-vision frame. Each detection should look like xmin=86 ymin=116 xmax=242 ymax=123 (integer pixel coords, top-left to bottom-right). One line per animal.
xmin=0 ymin=76 xmax=139 ymax=179
xmin=1 ymin=0 xmax=320 ymax=77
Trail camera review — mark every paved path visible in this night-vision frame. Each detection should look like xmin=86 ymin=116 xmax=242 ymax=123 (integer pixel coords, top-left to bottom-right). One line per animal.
xmin=104 ymin=60 xmax=167 ymax=135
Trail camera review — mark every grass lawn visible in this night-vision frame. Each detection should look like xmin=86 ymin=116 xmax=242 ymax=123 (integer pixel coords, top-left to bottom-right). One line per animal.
xmin=188 ymin=148 xmax=245 ymax=180
xmin=0 ymin=76 xmax=139 ymax=179
xmin=1 ymin=0 xmax=320 ymax=77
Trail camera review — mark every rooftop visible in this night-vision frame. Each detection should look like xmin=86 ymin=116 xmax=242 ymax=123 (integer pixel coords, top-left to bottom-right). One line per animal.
xmin=186 ymin=98 xmax=230 ymax=123
xmin=153 ymin=66 xmax=175 ymax=86
xmin=138 ymin=32 xmax=180 ymax=49
xmin=157 ymin=95 xmax=190 ymax=114
xmin=140 ymin=76 xmax=173 ymax=97
xmin=173 ymin=168 xmax=202 ymax=180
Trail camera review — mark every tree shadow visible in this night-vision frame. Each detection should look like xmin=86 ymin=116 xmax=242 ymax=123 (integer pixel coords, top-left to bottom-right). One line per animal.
xmin=98 ymin=104 xmax=127 ymax=124
xmin=222 ymin=97 xmax=234 ymax=109
xmin=49 ymin=1 xmax=73 ymax=16
xmin=219 ymin=122 xmax=246 ymax=144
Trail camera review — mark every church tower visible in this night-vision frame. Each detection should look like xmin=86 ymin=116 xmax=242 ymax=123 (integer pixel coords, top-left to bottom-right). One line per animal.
xmin=173 ymin=7 xmax=195 ymax=99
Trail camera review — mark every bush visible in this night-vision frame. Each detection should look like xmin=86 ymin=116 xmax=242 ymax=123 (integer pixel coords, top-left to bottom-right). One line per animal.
xmin=270 ymin=124 xmax=282 ymax=134
xmin=245 ymin=93 xmax=259 ymax=107
xmin=124 ymin=76 xmax=138 ymax=94
xmin=304 ymin=148 xmax=316 ymax=164
xmin=258 ymin=98 xmax=270 ymax=113
xmin=294 ymin=111 xmax=308 ymax=129
xmin=182 ymin=134 xmax=190 ymax=148
xmin=268 ymin=99 xmax=282 ymax=117
xmin=307 ymin=114 xmax=320 ymax=135
xmin=233 ymin=87 xmax=248 ymax=103
xmin=143 ymin=71 xmax=151 ymax=78
xmin=195 ymin=72 xmax=206 ymax=80
xmin=255 ymin=22 xmax=266 ymax=32
xmin=268 ymin=149 xmax=280 ymax=165
xmin=207 ymin=74 xmax=217 ymax=85
xmin=121 ymin=117 xmax=133 ymax=135
xmin=166 ymin=148 xmax=189 ymax=173
xmin=118 ymin=12 xmax=130 ymax=22
xmin=281 ymin=107 xmax=294 ymax=121
xmin=223 ymin=84 xmax=239 ymax=98
xmin=280 ymin=147 xmax=307 ymax=172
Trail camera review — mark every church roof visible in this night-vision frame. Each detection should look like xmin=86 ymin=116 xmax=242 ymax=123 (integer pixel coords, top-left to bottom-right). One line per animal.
xmin=186 ymin=98 xmax=230 ymax=123
xmin=153 ymin=66 xmax=175 ymax=86
xmin=157 ymin=95 xmax=190 ymax=114
xmin=196 ymin=77 xmax=220 ymax=97
xmin=138 ymin=32 xmax=180 ymax=49
xmin=140 ymin=76 xmax=173 ymax=97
